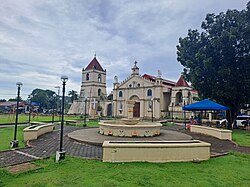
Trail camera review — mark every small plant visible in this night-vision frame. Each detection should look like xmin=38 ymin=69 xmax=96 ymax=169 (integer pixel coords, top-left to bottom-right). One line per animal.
xmin=97 ymin=105 xmax=102 ymax=111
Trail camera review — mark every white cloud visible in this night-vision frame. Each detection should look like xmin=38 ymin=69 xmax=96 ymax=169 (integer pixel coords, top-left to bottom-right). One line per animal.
xmin=0 ymin=0 xmax=248 ymax=99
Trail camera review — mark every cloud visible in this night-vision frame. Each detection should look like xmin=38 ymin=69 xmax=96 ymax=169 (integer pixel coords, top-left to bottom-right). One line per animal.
xmin=0 ymin=0 xmax=248 ymax=99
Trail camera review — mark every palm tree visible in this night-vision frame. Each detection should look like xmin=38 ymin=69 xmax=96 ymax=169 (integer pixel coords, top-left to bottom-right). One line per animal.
xmin=68 ymin=90 xmax=78 ymax=103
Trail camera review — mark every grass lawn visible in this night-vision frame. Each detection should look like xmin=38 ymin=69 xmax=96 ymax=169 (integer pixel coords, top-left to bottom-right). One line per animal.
xmin=0 ymin=152 xmax=249 ymax=187
xmin=0 ymin=114 xmax=80 ymax=124
xmin=0 ymin=126 xmax=26 ymax=151
xmin=232 ymin=129 xmax=250 ymax=146
xmin=65 ymin=120 xmax=99 ymax=128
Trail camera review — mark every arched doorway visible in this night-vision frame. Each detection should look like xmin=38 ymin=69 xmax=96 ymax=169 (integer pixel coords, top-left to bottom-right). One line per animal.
xmin=129 ymin=95 xmax=140 ymax=118
xmin=107 ymin=103 xmax=112 ymax=117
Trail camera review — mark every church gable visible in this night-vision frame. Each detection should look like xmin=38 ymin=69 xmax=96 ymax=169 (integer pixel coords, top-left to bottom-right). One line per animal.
xmin=118 ymin=76 xmax=154 ymax=89
xmin=175 ymin=75 xmax=190 ymax=87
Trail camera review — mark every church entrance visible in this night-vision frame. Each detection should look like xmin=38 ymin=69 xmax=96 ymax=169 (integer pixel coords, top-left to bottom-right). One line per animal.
xmin=133 ymin=102 xmax=140 ymax=118
xmin=107 ymin=103 xmax=112 ymax=117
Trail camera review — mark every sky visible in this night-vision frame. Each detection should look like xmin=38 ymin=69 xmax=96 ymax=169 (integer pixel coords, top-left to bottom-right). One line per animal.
xmin=0 ymin=0 xmax=248 ymax=100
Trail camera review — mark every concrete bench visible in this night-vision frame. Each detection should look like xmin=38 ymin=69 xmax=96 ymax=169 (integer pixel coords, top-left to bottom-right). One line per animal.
xmin=65 ymin=120 xmax=84 ymax=126
xmin=29 ymin=121 xmax=47 ymax=125
xmin=190 ymin=125 xmax=232 ymax=140
xmin=103 ymin=140 xmax=210 ymax=163
xmin=24 ymin=123 xmax=54 ymax=141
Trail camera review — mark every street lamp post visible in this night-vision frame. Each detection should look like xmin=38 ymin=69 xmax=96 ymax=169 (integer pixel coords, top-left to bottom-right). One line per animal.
xmin=55 ymin=86 xmax=60 ymax=121
xmin=10 ymin=82 xmax=23 ymax=148
xmin=52 ymin=93 xmax=56 ymax=124
xmin=84 ymin=98 xmax=87 ymax=127
xmin=28 ymin=94 xmax=33 ymax=124
xmin=151 ymin=97 xmax=154 ymax=122
xmin=56 ymin=75 xmax=68 ymax=162
xmin=172 ymin=102 xmax=174 ymax=123
xmin=183 ymin=101 xmax=186 ymax=129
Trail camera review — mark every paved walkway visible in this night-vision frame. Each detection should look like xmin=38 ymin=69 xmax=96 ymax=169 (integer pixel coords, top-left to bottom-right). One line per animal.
xmin=68 ymin=128 xmax=192 ymax=146
xmin=1 ymin=124 xmax=249 ymax=168
xmin=0 ymin=126 xmax=102 ymax=167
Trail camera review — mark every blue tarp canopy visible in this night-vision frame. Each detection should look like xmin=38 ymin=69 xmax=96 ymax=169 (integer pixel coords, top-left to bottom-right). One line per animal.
xmin=182 ymin=99 xmax=230 ymax=111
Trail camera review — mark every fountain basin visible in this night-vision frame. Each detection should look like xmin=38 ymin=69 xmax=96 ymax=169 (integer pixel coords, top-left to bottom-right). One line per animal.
xmin=99 ymin=120 xmax=162 ymax=137
xmin=121 ymin=118 xmax=140 ymax=125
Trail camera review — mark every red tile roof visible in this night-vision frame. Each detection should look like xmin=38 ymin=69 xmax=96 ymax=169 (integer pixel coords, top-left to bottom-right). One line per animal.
xmin=85 ymin=57 xmax=104 ymax=71
xmin=142 ymin=74 xmax=176 ymax=87
xmin=176 ymin=75 xmax=190 ymax=87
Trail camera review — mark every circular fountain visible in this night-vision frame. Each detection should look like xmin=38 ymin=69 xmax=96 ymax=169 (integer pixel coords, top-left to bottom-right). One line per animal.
xmin=99 ymin=120 xmax=162 ymax=137
xmin=99 ymin=100 xmax=162 ymax=137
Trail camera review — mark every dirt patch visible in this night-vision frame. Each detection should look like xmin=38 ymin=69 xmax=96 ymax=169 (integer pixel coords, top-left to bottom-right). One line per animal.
xmin=7 ymin=162 xmax=40 ymax=174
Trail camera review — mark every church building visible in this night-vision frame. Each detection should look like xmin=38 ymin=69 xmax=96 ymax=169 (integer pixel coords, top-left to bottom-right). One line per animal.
xmin=112 ymin=62 xmax=198 ymax=119
xmin=68 ymin=57 xmax=198 ymax=119
xmin=68 ymin=56 xmax=107 ymax=116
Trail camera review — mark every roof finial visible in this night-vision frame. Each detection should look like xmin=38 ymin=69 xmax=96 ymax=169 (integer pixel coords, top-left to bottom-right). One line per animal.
xmin=94 ymin=52 xmax=96 ymax=58
xmin=157 ymin=70 xmax=162 ymax=78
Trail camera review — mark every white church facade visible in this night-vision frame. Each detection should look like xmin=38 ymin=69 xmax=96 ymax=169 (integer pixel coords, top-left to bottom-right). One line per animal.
xmin=68 ymin=57 xmax=198 ymax=119
xmin=112 ymin=62 xmax=198 ymax=119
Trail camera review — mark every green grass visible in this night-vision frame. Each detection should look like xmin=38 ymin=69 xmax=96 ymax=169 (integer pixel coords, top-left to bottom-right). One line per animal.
xmin=0 ymin=114 xmax=81 ymax=124
xmin=0 ymin=126 xmax=26 ymax=151
xmin=232 ymin=129 xmax=250 ymax=146
xmin=0 ymin=152 xmax=249 ymax=187
xmin=65 ymin=120 xmax=99 ymax=128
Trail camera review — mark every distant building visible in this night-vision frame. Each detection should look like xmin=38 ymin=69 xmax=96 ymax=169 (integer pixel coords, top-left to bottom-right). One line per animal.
xmin=0 ymin=101 xmax=29 ymax=114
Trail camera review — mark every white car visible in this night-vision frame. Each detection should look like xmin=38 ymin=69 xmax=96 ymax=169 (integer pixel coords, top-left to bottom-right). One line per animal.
xmin=235 ymin=115 xmax=250 ymax=127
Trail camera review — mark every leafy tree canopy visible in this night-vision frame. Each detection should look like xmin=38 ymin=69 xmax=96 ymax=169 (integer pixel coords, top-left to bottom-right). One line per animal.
xmin=177 ymin=2 xmax=250 ymax=119
xmin=30 ymin=88 xmax=57 ymax=109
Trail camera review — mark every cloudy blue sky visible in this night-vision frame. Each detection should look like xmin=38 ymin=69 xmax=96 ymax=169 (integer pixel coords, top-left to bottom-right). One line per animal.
xmin=0 ymin=0 xmax=248 ymax=100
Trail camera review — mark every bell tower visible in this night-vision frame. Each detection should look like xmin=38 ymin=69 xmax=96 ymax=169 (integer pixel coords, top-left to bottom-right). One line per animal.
xmin=80 ymin=56 xmax=107 ymax=100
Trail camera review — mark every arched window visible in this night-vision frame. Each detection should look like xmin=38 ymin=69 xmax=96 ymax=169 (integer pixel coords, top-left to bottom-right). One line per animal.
xmin=119 ymin=91 xmax=123 ymax=98
xmin=188 ymin=92 xmax=191 ymax=104
xmin=86 ymin=73 xmax=89 ymax=81
xmin=175 ymin=92 xmax=183 ymax=106
xmin=98 ymin=89 xmax=101 ymax=96
xmin=98 ymin=74 xmax=101 ymax=83
xmin=147 ymin=89 xmax=152 ymax=97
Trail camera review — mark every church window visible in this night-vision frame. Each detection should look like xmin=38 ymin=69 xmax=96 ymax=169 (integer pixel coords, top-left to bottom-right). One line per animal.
xmin=129 ymin=84 xmax=132 ymax=88
xmin=98 ymin=89 xmax=101 ymax=96
xmin=175 ymin=92 xmax=183 ymax=106
xmin=86 ymin=73 xmax=89 ymax=81
xmin=137 ymin=83 xmax=140 ymax=87
xmin=119 ymin=101 xmax=123 ymax=114
xmin=98 ymin=74 xmax=101 ymax=83
xmin=119 ymin=91 xmax=123 ymax=98
xmin=147 ymin=89 xmax=152 ymax=97
xmin=188 ymin=92 xmax=191 ymax=104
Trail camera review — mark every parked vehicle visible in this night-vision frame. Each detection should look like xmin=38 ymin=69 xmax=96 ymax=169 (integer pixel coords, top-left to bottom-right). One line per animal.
xmin=235 ymin=115 xmax=250 ymax=127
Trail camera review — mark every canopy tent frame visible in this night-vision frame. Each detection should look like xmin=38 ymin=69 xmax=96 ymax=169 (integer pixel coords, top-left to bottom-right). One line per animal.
xmin=182 ymin=99 xmax=230 ymax=128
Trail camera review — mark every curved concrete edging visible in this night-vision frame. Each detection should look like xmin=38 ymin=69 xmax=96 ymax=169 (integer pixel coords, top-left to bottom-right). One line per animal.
xmin=68 ymin=128 xmax=193 ymax=146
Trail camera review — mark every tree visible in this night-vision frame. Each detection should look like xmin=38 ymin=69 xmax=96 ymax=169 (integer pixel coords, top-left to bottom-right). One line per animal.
xmin=68 ymin=90 xmax=78 ymax=103
xmin=177 ymin=2 xmax=250 ymax=123
xmin=0 ymin=99 xmax=6 ymax=102
xmin=8 ymin=97 xmax=23 ymax=102
xmin=30 ymin=89 xmax=57 ymax=110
